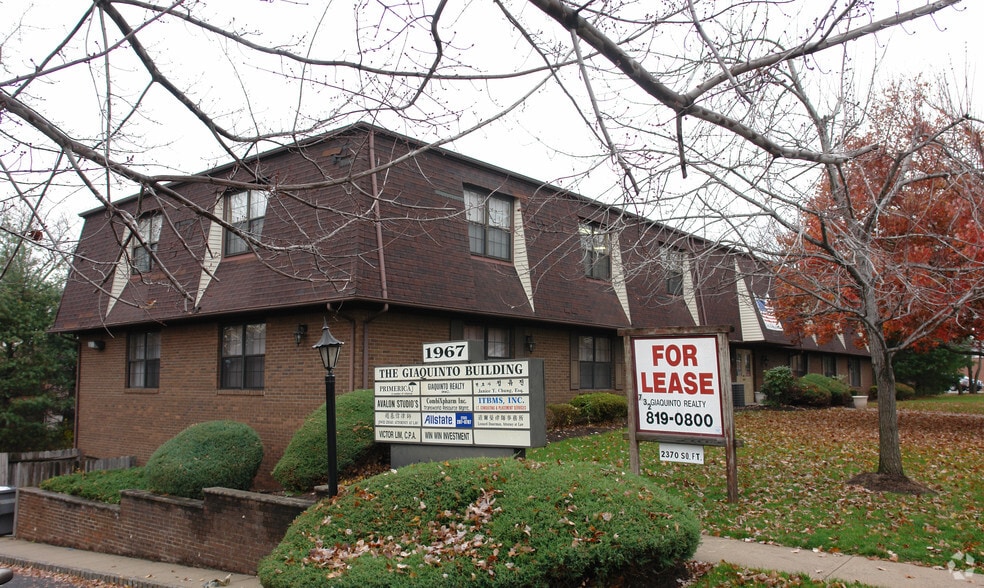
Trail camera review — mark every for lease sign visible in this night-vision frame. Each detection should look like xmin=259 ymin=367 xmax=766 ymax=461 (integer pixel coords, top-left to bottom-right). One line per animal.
xmin=632 ymin=336 xmax=724 ymax=437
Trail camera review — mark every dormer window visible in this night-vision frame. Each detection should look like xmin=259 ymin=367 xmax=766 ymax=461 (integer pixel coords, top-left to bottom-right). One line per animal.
xmin=579 ymin=222 xmax=611 ymax=280
xmin=464 ymin=187 xmax=512 ymax=261
xmin=133 ymin=214 xmax=162 ymax=272
xmin=662 ymin=248 xmax=685 ymax=296
xmin=225 ymin=190 xmax=268 ymax=256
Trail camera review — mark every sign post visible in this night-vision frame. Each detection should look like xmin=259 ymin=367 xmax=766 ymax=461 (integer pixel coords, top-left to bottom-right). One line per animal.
xmin=621 ymin=327 xmax=739 ymax=503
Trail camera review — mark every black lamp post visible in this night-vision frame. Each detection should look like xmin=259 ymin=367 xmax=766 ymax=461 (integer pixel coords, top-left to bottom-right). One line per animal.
xmin=313 ymin=319 xmax=344 ymax=497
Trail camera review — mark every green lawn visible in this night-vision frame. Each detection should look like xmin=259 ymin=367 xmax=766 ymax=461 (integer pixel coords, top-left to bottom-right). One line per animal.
xmin=529 ymin=396 xmax=984 ymax=572
xmin=895 ymin=392 xmax=984 ymax=414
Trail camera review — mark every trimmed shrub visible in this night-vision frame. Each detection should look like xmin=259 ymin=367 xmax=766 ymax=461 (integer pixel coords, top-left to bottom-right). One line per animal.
xmin=40 ymin=467 xmax=148 ymax=504
xmin=791 ymin=380 xmax=832 ymax=407
xmin=895 ymin=382 xmax=916 ymax=401
xmin=868 ymin=382 xmax=917 ymax=401
xmin=798 ymin=373 xmax=851 ymax=407
xmin=829 ymin=385 xmax=854 ymax=406
xmin=546 ymin=403 xmax=582 ymax=428
xmin=761 ymin=366 xmax=796 ymax=406
xmin=259 ymin=458 xmax=700 ymax=588
xmin=145 ymin=420 xmax=263 ymax=499
xmin=272 ymin=389 xmax=376 ymax=493
xmin=569 ymin=392 xmax=628 ymax=423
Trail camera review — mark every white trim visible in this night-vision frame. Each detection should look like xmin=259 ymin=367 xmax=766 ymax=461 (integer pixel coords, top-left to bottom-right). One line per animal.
xmin=106 ymin=228 xmax=132 ymax=316
xmin=196 ymin=198 xmax=224 ymax=307
xmin=611 ymin=231 xmax=631 ymax=322
xmin=682 ymin=257 xmax=699 ymax=325
xmin=512 ymin=201 xmax=535 ymax=312
xmin=735 ymin=261 xmax=765 ymax=341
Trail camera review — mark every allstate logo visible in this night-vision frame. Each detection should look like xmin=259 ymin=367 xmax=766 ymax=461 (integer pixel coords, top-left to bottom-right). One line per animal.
xmin=948 ymin=551 xmax=976 ymax=581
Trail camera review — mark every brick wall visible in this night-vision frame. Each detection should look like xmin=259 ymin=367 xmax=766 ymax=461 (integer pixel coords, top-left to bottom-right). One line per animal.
xmin=14 ymin=486 xmax=313 ymax=575
xmin=78 ymin=313 xmax=335 ymax=490
xmin=75 ymin=306 xmax=611 ymax=491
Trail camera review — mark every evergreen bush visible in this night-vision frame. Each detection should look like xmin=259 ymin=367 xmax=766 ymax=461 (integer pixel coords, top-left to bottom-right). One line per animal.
xmin=761 ymin=366 xmax=796 ymax=406
xmin=272 ymin=389 xmax=376 ymax=493
xmin=798 ymin=373 xmax=851 ymax=406
xmin=259 ymin=458 xmax=700 ymax=587
xmin=895 ymin=382 xmax=916 ymax=401
xmin=569 ymin=392 xmax=627 ymax=423
xmin=791 ymin=380 xmax=832 ymax=407
xmin=546 ymin=403 xmax=581 ymax=428
xmin=145 ymin=420 xmax=263 ymax=499
xmin=868 ymin=382 xmax=917 ymax=401
xmin=39 ymin=467 xmax=148 ymax=504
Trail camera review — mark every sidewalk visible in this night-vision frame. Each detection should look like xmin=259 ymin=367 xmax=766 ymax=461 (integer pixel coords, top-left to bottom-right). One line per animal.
xmin=1 ymin=534 xmax=981 ymax=587
xmin=0 ymin=537 xmax=260 ymax=588
xmin=695 ymin=536 xmax=983 ymax=587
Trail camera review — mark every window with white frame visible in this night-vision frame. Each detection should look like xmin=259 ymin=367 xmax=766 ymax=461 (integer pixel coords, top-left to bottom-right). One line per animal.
xmin=220 ymin=323 xmax=266 ymax=389
xmin=464 ymin=187 xmax=512 ymax=260
xmin=133 ymin=214 xmax=162 ymax=272
xmin=128 ymin=331 xmax=161 ymax=388
xmin=225 ymin=190 xmax=268 ymax=256
xmin=579 ymin=222 xmax=611 ymax=280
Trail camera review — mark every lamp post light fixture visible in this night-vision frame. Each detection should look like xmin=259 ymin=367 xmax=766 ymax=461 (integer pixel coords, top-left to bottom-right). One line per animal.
xmin=313 ymin=319 xmax=344 ymax=497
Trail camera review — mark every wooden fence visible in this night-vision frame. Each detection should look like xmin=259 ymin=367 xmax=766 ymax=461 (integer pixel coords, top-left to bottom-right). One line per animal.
xmin=0 ymin=449 xmax=135 ymax=487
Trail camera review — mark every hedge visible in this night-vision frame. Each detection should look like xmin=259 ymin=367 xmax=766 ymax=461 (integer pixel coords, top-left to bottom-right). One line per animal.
xmin=569 ymin=392 xmax=628 ymax=423
xmin=40 ymin=467 xmax=149 ymax=504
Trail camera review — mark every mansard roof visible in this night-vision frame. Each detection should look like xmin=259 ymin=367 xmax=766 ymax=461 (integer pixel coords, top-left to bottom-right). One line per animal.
xmin=51 ymin=124 xmax=867 ymax=357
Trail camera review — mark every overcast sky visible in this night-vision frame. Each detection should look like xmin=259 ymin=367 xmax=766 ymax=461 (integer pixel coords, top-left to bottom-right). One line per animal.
xmin=463 ymin=1 xmax=983 ymax=172
xmin=2 ymin=1 xmax=981 ymax=238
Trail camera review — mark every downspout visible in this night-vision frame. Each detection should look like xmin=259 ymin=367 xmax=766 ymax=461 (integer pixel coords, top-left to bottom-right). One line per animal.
xmin=327 ymin=306 xmax=357 ymax=393
xmin=73 ymin=337 xmax=81 ymax=453
xmin=364 ymin=129 xmax=389 ymax=387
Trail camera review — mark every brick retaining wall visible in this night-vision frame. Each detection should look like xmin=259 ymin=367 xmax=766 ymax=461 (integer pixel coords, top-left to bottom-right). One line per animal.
xmin=14 ymin=486 xmax=314 ymax=574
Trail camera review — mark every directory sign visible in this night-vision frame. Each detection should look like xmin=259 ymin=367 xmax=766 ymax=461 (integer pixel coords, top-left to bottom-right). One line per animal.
xmin=374 ymin=356 xmax=545 ymax=448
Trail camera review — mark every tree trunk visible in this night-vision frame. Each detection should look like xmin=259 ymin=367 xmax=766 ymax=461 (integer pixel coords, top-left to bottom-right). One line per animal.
xmin=867 ymin=334 xmax=905 ymax=477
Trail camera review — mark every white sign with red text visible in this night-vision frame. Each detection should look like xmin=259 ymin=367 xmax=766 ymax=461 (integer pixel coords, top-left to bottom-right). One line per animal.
xmin=632 ymin=336 xmax=724 ymax=437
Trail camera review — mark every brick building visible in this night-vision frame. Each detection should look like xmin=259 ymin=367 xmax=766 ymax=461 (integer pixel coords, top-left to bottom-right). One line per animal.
xmin=52 ymin=124 xmax=872 ymax=487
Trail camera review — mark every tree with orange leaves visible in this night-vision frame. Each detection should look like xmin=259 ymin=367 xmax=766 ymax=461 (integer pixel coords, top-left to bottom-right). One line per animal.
xmin=772 ymin=81 xmax=984 ymax=489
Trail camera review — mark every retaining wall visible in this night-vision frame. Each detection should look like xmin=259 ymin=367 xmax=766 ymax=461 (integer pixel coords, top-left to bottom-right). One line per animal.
xmin=14 ymin=486 xmax=314 ymax=574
